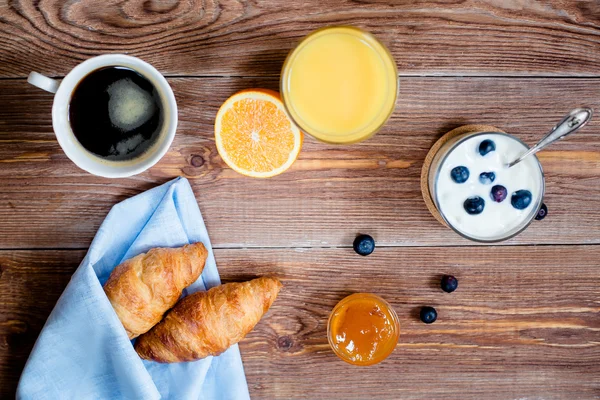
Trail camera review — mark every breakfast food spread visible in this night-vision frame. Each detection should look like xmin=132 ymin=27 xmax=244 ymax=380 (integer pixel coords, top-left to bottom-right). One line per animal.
xmin=103 ymin=242 xmax=208 ymax=339
xmin=434 ymin=133 xmax=543 ymax=241
xmin=20 ymin=21 xmax=597 ymax=400
xmin=135 ymin=276 xmax=282 ymax=362
xmin=328 ymin=293 xmax=399 ymax=366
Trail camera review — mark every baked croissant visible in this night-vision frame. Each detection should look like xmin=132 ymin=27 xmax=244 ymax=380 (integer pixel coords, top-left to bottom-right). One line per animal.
xmin=103 ymin=242 xmax=208 ymax=339
xmin=135 ymin=276 xmax=282 ymax=362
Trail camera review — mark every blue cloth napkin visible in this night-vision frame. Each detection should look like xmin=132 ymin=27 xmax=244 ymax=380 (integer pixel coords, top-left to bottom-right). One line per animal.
xmin=17 ymin=177 xmax=250 ymax=400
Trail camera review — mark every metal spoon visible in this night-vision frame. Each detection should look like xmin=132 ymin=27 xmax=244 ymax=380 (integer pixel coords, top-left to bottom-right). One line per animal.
xmin=507 ymin=107 xmax=593 ymax=168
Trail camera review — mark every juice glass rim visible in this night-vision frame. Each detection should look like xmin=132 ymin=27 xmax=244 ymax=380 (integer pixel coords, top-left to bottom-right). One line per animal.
xmin=280 ymin=26 xmax=399 ymax=144
xmin=327 ymin=292 xmax=400 ymax=366
xmin=429 ymin=131 xmax=546 ymax=243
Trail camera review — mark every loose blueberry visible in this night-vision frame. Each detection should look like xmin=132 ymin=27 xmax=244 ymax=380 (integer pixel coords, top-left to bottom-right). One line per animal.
xmin=535 ymin=203 xmax=548 ymax=221
xmin=464 ymin=196 xmax=485 ymax=215
xmin=490 ymin=185 xmax=507 ymax=203
xmin=478 ymin=139 xmax=496 ymax=156
xmin=420 ymin=306 xmax=437 ymax=324
xmin=441 ymin=275 xmax=458 ymax=293
xmin=511 ymin=190 xmax=533 ymax=210
xmin=451 ymin=166 xmax=470 ymax=184
xmin=479 ymin=172 xmax=496 ymax=185
xmin=353 ymin=234 xmax=375 ymax=256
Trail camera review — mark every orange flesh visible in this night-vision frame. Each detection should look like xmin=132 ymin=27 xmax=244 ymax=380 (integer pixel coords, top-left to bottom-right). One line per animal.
xmin=329 ymin=296 xmax=398 ymax=365
xmin=220 ymin=95 xmax=296 ymax=173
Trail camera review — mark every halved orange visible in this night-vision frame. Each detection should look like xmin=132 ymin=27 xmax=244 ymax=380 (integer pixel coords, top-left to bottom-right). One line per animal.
xmin=215 ymin=89 xmax=303 ymax=178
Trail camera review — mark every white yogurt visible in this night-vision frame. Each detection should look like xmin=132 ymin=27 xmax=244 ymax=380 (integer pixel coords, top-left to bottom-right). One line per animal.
xmin=435 ymin=133 xmax=543 ymax=240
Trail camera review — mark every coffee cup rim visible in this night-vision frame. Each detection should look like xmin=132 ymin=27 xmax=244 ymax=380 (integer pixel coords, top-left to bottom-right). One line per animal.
xmin=52 ymin=54 xmax=177 ymax=178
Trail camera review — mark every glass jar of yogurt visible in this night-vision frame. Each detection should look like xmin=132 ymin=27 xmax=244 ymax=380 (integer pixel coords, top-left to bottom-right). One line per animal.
xmin=428 ymin=131 xmax=545 ymax=242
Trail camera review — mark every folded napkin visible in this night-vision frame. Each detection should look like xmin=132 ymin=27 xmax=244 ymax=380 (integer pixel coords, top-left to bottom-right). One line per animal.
xmin=17 ymin=177 xmax=250 ymax=400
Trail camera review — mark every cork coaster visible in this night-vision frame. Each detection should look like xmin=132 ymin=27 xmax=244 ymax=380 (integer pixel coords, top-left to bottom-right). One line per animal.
xmin=421 ymin=124 xmax=505 ymax=227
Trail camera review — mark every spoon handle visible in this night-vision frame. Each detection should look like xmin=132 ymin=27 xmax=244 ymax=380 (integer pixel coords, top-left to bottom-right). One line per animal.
xmin=507 ymin=107 xmax=593 ymax=168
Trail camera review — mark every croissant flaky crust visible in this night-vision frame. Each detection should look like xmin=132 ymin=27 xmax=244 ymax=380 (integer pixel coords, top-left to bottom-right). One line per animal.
xmin=135 ymin=276 xmax=282 ymax=363
xmin=104 ymin=242 xmax=208 ymax=339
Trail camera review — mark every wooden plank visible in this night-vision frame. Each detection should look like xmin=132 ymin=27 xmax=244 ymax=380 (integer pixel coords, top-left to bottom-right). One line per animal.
xmin=0 ymin=250 xmax=83 ymax=399
xmin=1 ymin=77 xmax=599 ymax=248
xmin=1 ymin=246 xmax=599 ymax=399
xmin=0 ymin=1 xmax=599 ymax=78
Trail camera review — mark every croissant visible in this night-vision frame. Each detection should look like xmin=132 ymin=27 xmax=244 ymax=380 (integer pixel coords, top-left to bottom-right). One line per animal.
xmin=135 ymin=276 xmax=282 ymax=362
xmin=103 ymin=242 xmax=208 ymax=339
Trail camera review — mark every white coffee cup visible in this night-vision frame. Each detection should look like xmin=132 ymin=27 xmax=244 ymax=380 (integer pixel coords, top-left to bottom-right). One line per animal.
xmin=28 ymin=54 xmax=177 ymax=178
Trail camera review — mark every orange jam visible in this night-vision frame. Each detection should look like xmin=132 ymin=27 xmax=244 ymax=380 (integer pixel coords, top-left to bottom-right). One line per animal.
xmin=327 ymin=293 xmax=399 ymax=366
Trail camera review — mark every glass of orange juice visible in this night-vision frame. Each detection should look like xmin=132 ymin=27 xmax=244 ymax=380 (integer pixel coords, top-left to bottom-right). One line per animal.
xmin=327 ymin=293 xmax=400 ymax=366
xmin=281 ymin=26 xmax=398 ymax=144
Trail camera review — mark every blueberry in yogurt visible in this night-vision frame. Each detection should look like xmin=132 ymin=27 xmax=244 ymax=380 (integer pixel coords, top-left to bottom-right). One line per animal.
xmin=479 ymin=172 xmax=496 ymax=185
xmin=451 ymin=166 xmax=469 ymax=183
xmin=478 ymin=139 xmax=496 ymax=156
xmin=490 ymin=185 xmax=508 ymax=203
xmin=464 ymin=196 xmax=485 ymax=215
xmin=511 ymin=190 xmax=532 ymax=210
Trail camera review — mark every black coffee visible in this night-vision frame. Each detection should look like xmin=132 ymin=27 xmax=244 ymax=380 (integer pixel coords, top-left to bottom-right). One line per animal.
xmin=69 ymin=67 xmax=163 ymax=161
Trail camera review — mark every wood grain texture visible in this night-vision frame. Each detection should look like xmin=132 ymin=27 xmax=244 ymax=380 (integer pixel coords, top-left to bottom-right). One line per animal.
xmin=1 ymin=77 xmax=599 ymax=248
xmin=1 ymin=0 xmax=600 ymax=78
xmin=2 ymin=2 xmax=600 ymax=398
xmin=1 ymin=247 xmax=599 ymax=399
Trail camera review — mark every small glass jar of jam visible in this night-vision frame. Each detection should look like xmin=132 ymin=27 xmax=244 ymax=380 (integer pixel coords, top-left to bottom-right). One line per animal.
xmin=327 ymin=293 xmax=400 ymax=366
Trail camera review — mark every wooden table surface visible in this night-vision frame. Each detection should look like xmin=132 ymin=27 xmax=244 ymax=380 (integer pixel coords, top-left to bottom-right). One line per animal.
xmin=1 ymin=1 xmax=600 ymax=399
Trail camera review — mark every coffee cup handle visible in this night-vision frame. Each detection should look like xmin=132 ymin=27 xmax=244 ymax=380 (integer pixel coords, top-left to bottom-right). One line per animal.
xmin=27 ymin=72 xmax=60 ymax=94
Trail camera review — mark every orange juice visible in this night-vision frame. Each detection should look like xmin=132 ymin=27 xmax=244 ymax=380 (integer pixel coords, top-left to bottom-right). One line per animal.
xmin=327 ymin=293 xmax=400 ymax=366
xmin=281 ymin=27 xmax=397 ymax=144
